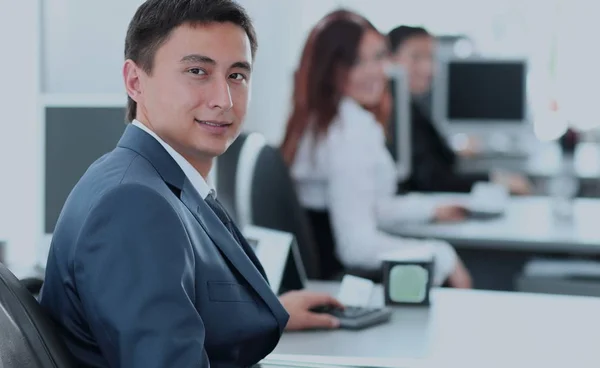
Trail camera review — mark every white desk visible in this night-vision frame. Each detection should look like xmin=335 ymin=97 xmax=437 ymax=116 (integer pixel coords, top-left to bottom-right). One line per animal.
xmin=389 ymin=195 xmax=600 ymax=254
xmin=386 ymin=195 xmax=600 ymax=291
xmin=274 ymin=281 xmax=600 ymax=367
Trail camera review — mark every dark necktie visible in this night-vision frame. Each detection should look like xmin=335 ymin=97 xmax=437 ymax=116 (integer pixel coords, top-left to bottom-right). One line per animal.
xmin=204 ymin=193 xmax=242 ymax=245
xmin=204 ymin=193 xmax=269 ymax=281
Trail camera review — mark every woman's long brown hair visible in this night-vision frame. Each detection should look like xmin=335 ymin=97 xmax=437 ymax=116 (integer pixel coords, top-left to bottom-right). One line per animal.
xmin=280 ymin=10 xmax=392 ymax=165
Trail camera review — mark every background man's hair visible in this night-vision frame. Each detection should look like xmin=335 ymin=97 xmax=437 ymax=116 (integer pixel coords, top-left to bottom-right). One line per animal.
xmin=124 ymin=0 xmax=257 ymax=122
xmin=387 ymin=26 xmax=430 ymax=53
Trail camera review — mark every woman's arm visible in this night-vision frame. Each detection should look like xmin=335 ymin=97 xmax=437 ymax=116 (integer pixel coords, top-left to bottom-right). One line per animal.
xmin=375 ymin=193 xmax=437 ymax=226
xmin=324 ymin=119 xmax=457 ymax=285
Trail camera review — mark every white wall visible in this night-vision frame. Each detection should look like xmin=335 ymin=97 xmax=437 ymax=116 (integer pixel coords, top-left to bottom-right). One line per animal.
xmin=553 ymin=1 xmax=600 ymax=130
xmin=239 ymin=0 xmax=303 ymax=144
xmin=0 ymin=0 xmax=41 ymax=268
xmin=42 ymin=0 xmax=143 ymax=94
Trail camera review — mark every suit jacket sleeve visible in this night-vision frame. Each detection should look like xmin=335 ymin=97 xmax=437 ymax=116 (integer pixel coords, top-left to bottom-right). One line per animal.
xmin=73 ymin=183 xmax=209 ymax=368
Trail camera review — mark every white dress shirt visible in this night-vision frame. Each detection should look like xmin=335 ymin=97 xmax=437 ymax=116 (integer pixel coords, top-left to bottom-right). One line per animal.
xmin=291 ymin=98 xmax=457 ymax=285
xmin=132 ymin=120 xmax=214 ymax=199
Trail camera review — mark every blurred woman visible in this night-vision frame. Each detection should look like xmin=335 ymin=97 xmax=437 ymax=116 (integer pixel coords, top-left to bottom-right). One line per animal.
xmin=281 ymin=10 xmax=471 ymax=288
xmin=388 ymin=25 xmax=531 ymax=194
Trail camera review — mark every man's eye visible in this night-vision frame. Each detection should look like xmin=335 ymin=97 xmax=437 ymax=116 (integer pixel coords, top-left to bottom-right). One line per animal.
xmin=189 ymin=68 xmax=206 ymax=75
xmin=230 ymin=73 xmax=246 ymax=81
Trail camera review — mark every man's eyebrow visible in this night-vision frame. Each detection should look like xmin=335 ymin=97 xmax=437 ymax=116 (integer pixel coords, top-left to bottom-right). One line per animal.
xmin=231 ymin=61 xmax=252 ymax=72
xmin=180 ymin=55 xmax=252 ymax=72
xmin=180 ymin=54 xmax=215 ymax=64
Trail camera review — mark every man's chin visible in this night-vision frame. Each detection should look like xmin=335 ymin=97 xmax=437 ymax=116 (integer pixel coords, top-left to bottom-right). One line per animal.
xmin=201 ymin=141 xmax=232 ymax=158
xmin=192 ymin=132 xmax=235 ymax=156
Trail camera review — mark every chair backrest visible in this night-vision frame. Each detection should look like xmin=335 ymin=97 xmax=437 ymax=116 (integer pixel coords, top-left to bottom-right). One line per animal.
xmin=217 ymin=133 xmax=323 ymax=280
xmin=0 ymin=263 xmax=74 ymax=368
xmin=248 ymin=139 xmax=322 ymax=280
xmin=304 ymin=209 xmax=344 ymax=280
xmin=216 ymin=133 xmax=248 ymax=221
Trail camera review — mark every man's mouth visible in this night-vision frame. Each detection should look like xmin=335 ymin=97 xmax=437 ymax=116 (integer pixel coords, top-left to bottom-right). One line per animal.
xmin=195 ymin=119 xmax=233 ymax=127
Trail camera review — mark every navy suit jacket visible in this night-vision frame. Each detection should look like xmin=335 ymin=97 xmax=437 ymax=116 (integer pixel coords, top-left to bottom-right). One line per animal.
xmin=39 ymin=125 xmax=289 ymax=367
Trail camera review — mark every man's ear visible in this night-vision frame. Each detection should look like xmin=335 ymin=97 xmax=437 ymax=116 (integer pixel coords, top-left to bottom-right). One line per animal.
xmin=123 ymin=60 xmax=142 ymax=103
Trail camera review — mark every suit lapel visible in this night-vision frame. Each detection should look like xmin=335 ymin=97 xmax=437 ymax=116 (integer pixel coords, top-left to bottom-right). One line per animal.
xmin=180 ymin=179 xmax=289 ymax=334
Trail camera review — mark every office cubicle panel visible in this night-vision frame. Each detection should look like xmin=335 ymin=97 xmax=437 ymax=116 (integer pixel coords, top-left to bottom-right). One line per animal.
xmin=44 ymin=107 xmax=126 ymax=234
xmin=386 ymin=66 xmax=412 ymax=182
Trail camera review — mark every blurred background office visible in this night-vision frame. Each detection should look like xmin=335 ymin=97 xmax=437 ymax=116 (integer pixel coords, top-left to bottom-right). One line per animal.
xmin=388 ymin=25 xmax=532 ymax=194
xmin=279 ymin=10 xmax=471 ymax=287
xmin=3 ymin=0 xmax=600 ymax=295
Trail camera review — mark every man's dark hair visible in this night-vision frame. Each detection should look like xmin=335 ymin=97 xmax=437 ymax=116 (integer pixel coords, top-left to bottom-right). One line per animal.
xmin=124 ymin=0 xmax=257 ymax=122
xmin=387 ymin=26 xmax=430 ymax=53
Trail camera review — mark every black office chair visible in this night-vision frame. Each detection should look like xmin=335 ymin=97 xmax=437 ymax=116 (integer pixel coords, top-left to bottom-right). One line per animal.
xmin=216 ymin=133 xmax=248 ymax=220
xmin=249 ymin=140 xmax=381 ymax=281
xmin=249 ymin=139 xmax=325 ymax=280
xmin=0 ymin=263 xmax=74 ymax=367
xmin=20 ymin=277 xmax=44 ymax=297
xmin=219 ymin=133 xmax=384 ymax=282
xmin=293 ymin=209 xmax=344 ymax=281
xmin=218 ymin=133 xmax=327 ymax=280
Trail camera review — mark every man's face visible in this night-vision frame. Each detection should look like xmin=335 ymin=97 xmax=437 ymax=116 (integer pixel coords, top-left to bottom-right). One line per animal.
xmin=127 ymin=22 xmax=252 ymax=164
xmin=392 ymin=35 xmax=434 ymax=95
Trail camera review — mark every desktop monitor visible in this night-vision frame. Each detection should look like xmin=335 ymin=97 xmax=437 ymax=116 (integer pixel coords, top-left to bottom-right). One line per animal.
xmin=386 ymin=66 xmax=412 ymax=182
xmin=433 ymin=58 xmax=528 ymax=133
xmin=45 ymin=107 xmax=126 ymax=236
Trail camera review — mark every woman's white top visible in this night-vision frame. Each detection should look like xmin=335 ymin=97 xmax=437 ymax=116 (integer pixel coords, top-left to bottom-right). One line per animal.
xmin=291 ymin=98 xmax=457 ymax=285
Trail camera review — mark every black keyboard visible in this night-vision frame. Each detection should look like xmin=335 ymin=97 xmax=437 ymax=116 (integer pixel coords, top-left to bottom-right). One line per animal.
xmin=310 ymin=305 xmax=392 ymax=330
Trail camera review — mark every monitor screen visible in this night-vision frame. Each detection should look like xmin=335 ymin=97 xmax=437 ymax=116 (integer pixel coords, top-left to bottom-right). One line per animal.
xmin=45 ymin=107 xmax=126 ymax=233
xmin=446 ymin=61 xmax=525 ymax=122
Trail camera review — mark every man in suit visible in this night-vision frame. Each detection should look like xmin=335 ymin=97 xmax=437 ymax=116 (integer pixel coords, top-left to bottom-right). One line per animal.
xmin=39 ymin=1 xmax=342 ymax=367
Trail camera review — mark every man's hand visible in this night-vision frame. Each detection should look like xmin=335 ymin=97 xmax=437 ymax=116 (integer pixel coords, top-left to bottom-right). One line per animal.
xmin=434 ymin=205 xmax=467 ymax=223
xmin=491 ymin=171 xmax=533 ymax=195
xmin=279 ymin=290 xmax=344 ymax=331
xmin=505 ymin=174 xmax=533 ymax=195
xmin=456 ymin=136 xmax=481 ymax=158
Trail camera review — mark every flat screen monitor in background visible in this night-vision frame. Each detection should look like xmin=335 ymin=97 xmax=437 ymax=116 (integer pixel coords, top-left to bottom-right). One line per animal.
xmin=386 ymin=66 xmax=412 ymax=182
xmin=432 ymin=58 xmax=529 ymax=155
xmin=45 ymin=107 xmax=126 ymax=235
xmin=434 ymin=58 xmax=527 ymax=129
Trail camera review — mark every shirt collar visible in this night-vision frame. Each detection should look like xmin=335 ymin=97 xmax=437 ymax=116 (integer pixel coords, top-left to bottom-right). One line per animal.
xmin=131 ymin=120 xmax=215 ymax=199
